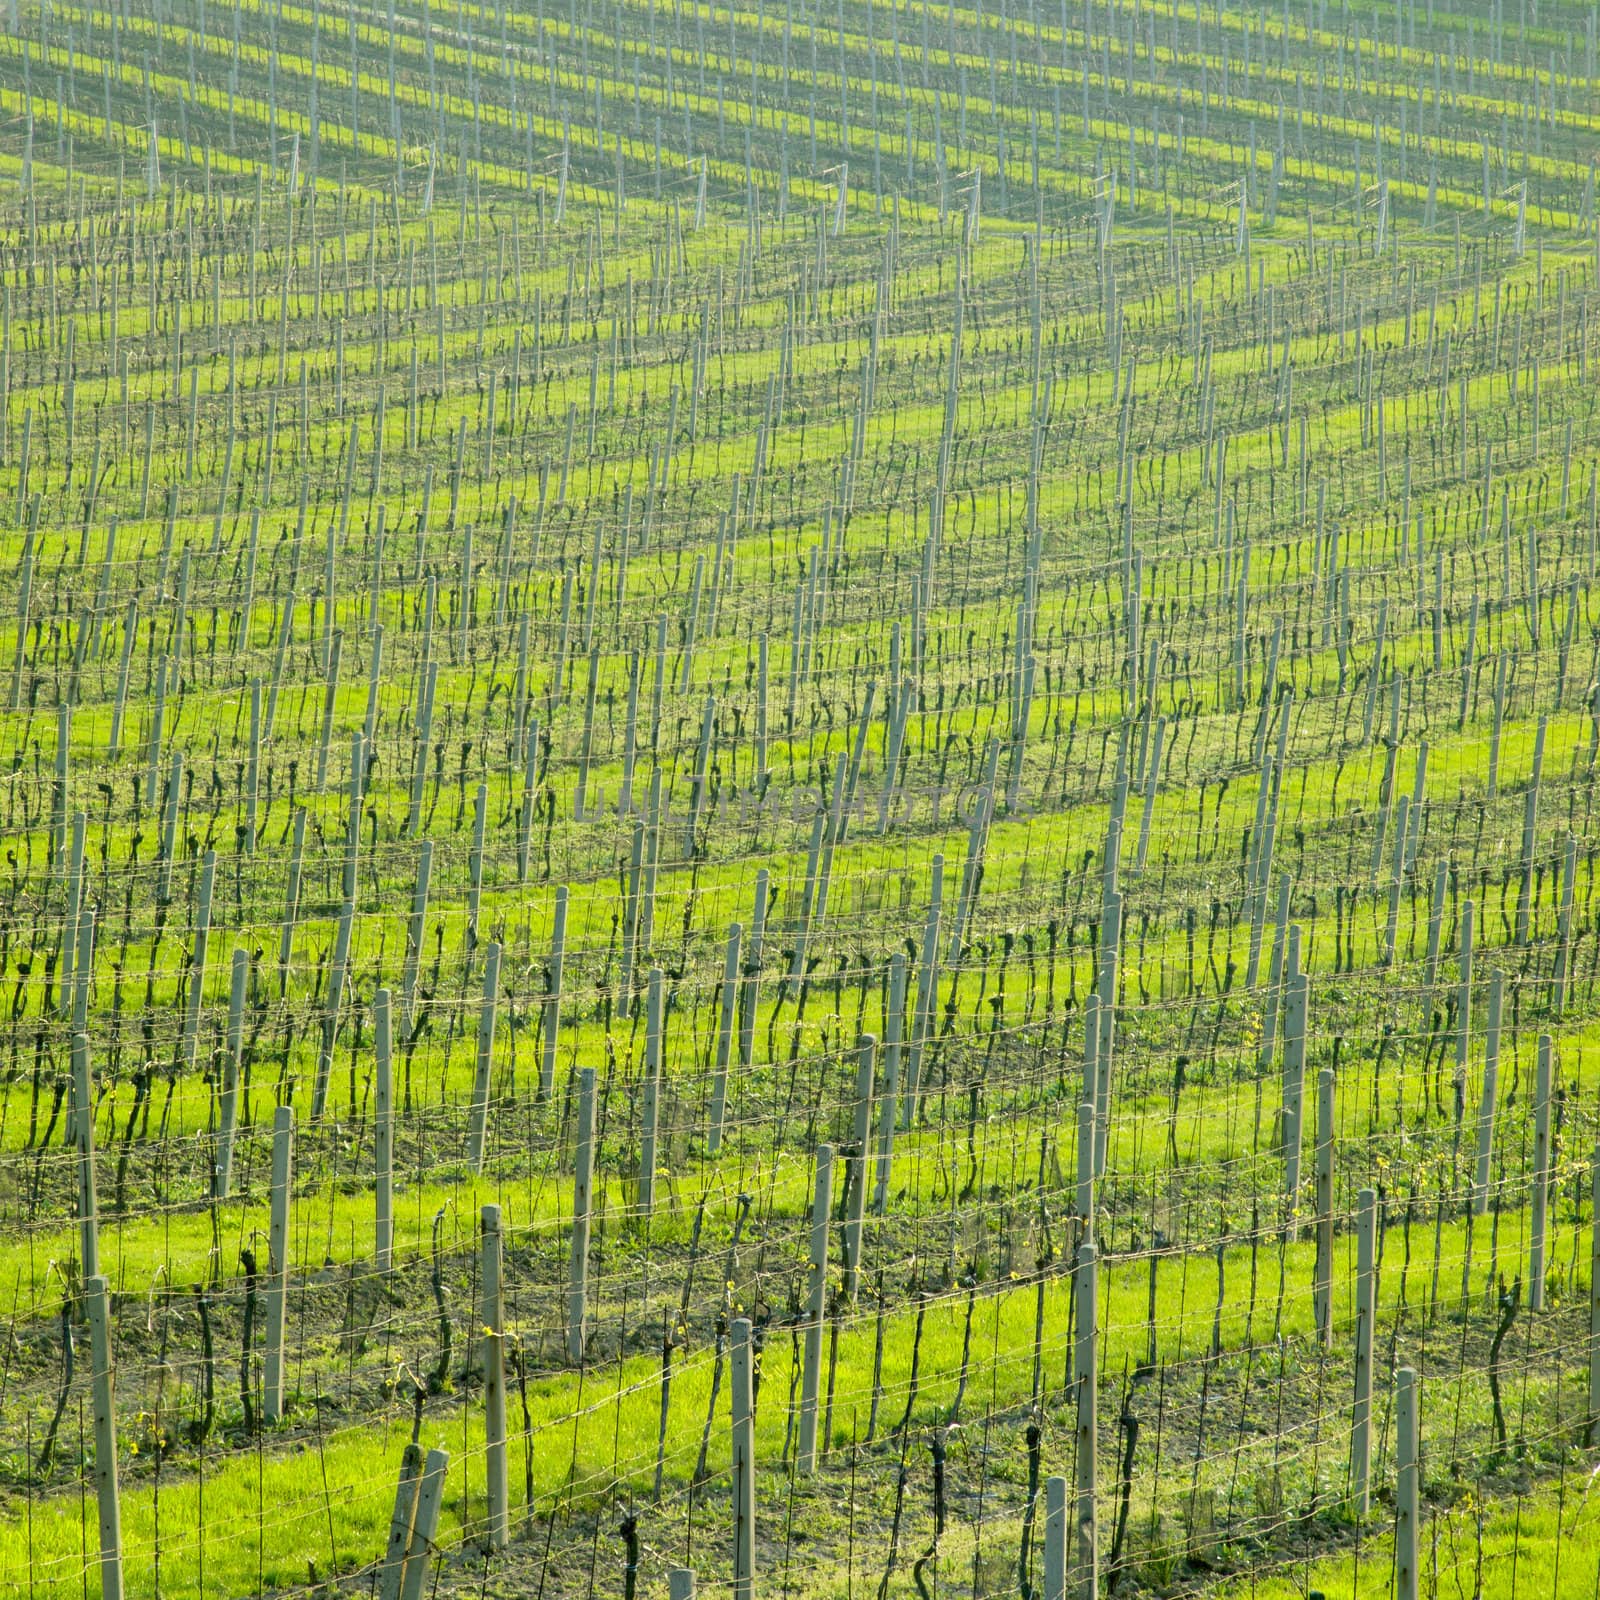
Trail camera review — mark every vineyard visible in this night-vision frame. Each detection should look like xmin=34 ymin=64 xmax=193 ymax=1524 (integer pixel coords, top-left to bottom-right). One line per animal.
xmin=1 ymin=0 xmax=1599 ymax=1595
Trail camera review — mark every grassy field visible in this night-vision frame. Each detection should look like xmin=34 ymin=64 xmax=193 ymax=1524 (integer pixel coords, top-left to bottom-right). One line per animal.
xmin=1 ymin=0 xmax=1599 ymax=1596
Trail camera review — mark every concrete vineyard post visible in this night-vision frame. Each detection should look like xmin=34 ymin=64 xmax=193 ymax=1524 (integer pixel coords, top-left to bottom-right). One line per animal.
xmin=845 ymin=1034 xmax=875 ymax=1299
xmin=72 ymin=1031 xmax=100 ymax=1282
xmin=731 ymin=1316 xmax=755 ymax=1600
xmin=467 ymin=942 xmax=502 ymax=1172
xmin=1074 ymin=1239 xmax=1098 ymax=1600
xmin=265 ymin=1105 xmax=294 ymax=1424
xmin=669 ymin=1571 xmax=696 ymax=1600
xmin=639 ymin=968 xmax=663 ymax=1220
xmin=379 ymin=1444 xmax=424 ymax=1600
xmin=708 ymin=922 xmax=742 ymax=1153
xmin=1076 ymin=1099 xmax=1096 ymax=1240
xmin=799 ymin=1142 xmax=833 ymax=1472
xmin=398 ymin=1448 xmax=450 ymax=1600
xmin=481 ymin=1204 xmax=507 ymax=1549
xmin=568 ymin=1067 xmax=596 ymax=1363
xmin=738 ymin=869 xmax=768 ymax=1069
xmin=1351 ymin=1186 xmax=1377 ymax=1516
xmin=71 ymin=900 xmax=93 ymax=1042
xmin=1530 ymin=1034 xmax=1552 ymax=1310
xmin=1043 ymin=1473 xmax=1068 ymax=1600
xmin=86 ymin=1275 xmax=123 ymax=1600
xmin=1395 ymin=1368 xmax=1420 ymax=1600
xmin=375 ymin=989 xmax=393 ymax=1272
xmin=1133 ymin=715 xmax=1165 ymax=876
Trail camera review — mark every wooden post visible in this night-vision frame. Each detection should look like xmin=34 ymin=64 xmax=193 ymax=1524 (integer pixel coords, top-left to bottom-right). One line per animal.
xmin=72 ymin=1031 xmax=100 ymax=1282
xmin=540 ymin=886 xmax=568 ymax=1099
xmin=379 ymin=1444 xmax=424 ymax=1600
xmin=1530 ymin=1034 xmax=1552 ymax=1310
xmin=708 ymin=922 xmax=742 ymax=1154
xmin=481 ymin=1204 xmax=507 ymax=1549
xmin=1350 ymin=1186 xmax=1377 ymax=1516
xmin=398 ymin=1448 xmax=450 ymax=1600
xmin=1472 ymin=969 xmax=1504 ymax=1213
xmin=1314 ymin=1066 xmax=1334 ymax=1347
xmin=1074 ymin=1239 xmax=1098 ymax=1600
xmin=639 ymin=968 xmax=664 ymax=1220
xmin=731 ymin=1316 xmax=756 ymax=1600
xmin=845 ymin=1035 xmax=874 ymax=1299
xmin=467 ymin=942 xmax=502 ymax=1172
xmin=85 ymin=1275 xmax=124 ymax=1600
xmin=374 ymin=989 xmax=393 ymax=1272
xmin=568 ymin=1067 xmax=596 ymax=1363
xmin=1395 ymin=1368 xmax=1420 ymax=1600
xmin=264 ymin=1105 xmax=294 ymax=1423
xmin=1043 ymin=1473 xmax=1068 ymax=1600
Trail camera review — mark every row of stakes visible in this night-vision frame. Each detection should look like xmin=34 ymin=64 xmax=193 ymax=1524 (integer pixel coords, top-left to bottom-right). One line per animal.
xmin=51 ymin=661 xmax=1596 ymax=1595
xmin=60 ymin=1220 xmax=1444 ymax=1600
xmin=66 ymin=979 xmax=1600 ymax=1599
